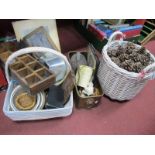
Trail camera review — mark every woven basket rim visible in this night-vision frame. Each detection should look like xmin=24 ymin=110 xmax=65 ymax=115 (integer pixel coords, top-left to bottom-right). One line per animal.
xmin=102 ymin=40 xmax=155 ymax=79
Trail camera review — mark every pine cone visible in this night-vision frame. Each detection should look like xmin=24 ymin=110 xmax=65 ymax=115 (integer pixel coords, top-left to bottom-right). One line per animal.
xmin=107 ymin=50 xmax=112 ymax=57
xmin=129 ymin=52 xmax=139 ymax=62
xmin=144 ymin=52 xmax=151 ymax=64
xmin=119 ymin=53 xmax=129 ymax=62
xmin=108 ymin=43 xmax=154 ymax=73
xmin=122 ymin=60 xmax=134 ymax=72
xmin=126 ymin=48 xmax=133 ymax=55
xmin=132 ymin=62 xmax=143 ymax=73
xmin=140 ymin=55 xmax=150 ymax=66
xmin=125 ymin=59 xmax=134 ymax=66
xmin=121 ymin=61 xmax=129 ymax=70
xmin=117 ymin=46 xmax=125 ymax=55
xmin=137 ymin=47 xmax=146 ymax=54
xmin=126 ymin=42 xmax=136 ymax=50
xmin=108 ymin=49 xmax=118 ymax=57
xmin=111 ymin=57 xmax=121 ymax=66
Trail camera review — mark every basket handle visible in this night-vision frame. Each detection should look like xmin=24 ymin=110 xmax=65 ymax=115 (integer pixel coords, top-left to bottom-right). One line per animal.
xmin=5 ymin=47 xmax=71 ymax=85
xmin=107 ymin=31 xmax=125 ymax=46
xmin=103 ymin=31 xmax=125 ymax=53
xmin=139 ymin=63 xmax=155 ymax=80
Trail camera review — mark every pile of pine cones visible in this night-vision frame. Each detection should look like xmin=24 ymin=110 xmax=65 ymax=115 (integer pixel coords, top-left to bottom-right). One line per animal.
xmin=108 ymin=42 xmax=154 ymax=73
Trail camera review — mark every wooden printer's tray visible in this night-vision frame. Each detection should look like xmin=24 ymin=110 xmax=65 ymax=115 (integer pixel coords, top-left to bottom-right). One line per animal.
xmin=9 ymin=54 xmax=56 ymax=94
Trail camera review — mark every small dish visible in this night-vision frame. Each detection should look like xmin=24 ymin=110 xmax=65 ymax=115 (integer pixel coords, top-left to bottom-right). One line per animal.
xmin=15 ymin=92 xmax=36 ymax=110
xmin=10 ymin=85 xmax=45 ymax=111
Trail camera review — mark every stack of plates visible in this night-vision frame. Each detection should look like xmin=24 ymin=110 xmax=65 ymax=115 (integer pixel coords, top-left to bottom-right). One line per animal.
xmin=10 ymin=85 xmax=46 ymax=111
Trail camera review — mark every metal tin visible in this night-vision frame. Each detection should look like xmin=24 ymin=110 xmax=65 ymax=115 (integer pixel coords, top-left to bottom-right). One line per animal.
xmin=67 ymin=45 xmax=104 ymax=109
xmin=38 ymin=53 xmax=67 ymax=83
xmin=74 ymin=81 xmax=103 ymax=109
xmin=46 ymin=57 xmax=67 ymax=82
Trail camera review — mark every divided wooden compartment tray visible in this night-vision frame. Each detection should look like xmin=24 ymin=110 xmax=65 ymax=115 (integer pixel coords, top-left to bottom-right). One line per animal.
xmin=9 ymin=54 xmax=56 ymax=94
xmin=0 ymin=51 xmax=12 ymax=64
xmin=67 ymin=45 xmax=103 ymax=109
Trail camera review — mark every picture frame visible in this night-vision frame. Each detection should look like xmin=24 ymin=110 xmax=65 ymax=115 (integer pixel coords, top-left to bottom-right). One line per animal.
xmin=23 ymin=26 xmax=59 ymax=51
xmin=12 ymin=19 xmax=61 ymax=51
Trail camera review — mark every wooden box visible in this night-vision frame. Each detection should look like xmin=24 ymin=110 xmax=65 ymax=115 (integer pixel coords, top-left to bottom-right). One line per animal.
xmin=0 ymin=51 xmax=11 ymax=64
xmin=9 ymin=54 xmax=56 ymax=94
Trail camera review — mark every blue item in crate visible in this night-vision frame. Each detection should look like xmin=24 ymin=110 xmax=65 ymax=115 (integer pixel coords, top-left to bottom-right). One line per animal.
xmin=94 ymin=19 xmax=105 ymax=25
xmin=119 ymin=25 xmax=143 ymax=32
xmin=97 ymin=24 xmax=143 ymax=38
xmin=96 ymin=24 xmax=113 ymax=37
xmin=108 ymin=25 xmax=143 ymax=37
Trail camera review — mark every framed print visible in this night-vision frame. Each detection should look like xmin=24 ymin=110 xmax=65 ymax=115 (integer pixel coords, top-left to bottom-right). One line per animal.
xmin=12 ymin=19 xmax=61 ymax=51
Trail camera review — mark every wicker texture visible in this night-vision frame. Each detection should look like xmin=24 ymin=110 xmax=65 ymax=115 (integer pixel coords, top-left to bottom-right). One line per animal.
xmin=3 ymin=47 xmax=73 ymax=121
xmin=97 ymin=31 xmax=155 ymax=101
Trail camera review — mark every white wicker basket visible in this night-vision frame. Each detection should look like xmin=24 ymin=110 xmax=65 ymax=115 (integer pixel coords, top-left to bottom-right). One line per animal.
xmin=97 ymin=31 xmax=155 ymax=101
xmin=3 ymin=47 xmax=73 ymax=121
